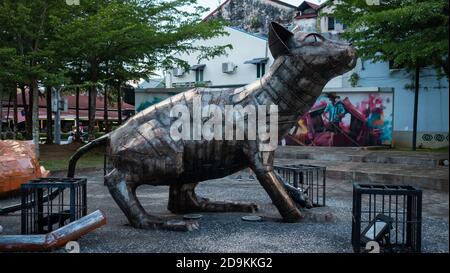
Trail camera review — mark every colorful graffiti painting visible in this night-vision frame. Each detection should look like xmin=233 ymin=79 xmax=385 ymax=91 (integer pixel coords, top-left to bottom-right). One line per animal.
xmin=285 ymin=92 xmax=393 ymax=147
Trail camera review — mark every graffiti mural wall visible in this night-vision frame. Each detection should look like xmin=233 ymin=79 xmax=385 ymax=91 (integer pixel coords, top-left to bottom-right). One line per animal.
xmin=286 ymin=91 xmax=394 ymax=147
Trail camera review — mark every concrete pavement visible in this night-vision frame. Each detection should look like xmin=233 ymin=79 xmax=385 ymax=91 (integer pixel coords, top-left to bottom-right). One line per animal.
xmin=0 ymin=170 xmax=447 ymax=253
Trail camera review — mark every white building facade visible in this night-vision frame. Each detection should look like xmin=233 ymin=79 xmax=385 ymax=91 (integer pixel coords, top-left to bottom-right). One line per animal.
xmin=165 ymin=26 xmax=274 ymax=89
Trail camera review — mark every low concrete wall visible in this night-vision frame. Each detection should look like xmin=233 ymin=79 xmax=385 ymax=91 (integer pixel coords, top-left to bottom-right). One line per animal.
xmin=393 ymin=131 xmax=449 ymax=149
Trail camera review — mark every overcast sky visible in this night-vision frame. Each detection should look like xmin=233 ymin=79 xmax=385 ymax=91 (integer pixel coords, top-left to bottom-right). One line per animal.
xmin=195 ymin=0 xmax=322 ymax=17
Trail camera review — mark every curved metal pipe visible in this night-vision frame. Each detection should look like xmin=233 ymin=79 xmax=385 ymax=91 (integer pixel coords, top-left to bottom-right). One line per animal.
xmin=0 ymin=210 xmax=106 ymax=252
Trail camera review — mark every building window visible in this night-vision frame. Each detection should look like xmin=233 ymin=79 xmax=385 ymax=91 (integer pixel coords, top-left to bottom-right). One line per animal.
xmin=328 ymin=17 xmax=335 ymax=31
xmin=257 ymin=63 xmax=266 ymax=78
xmin=195 ymin=69 xmax=204 ymax=82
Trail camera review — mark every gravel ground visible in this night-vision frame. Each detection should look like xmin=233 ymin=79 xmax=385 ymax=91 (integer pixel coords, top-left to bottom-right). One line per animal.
xmin=0 ymin=170 xmax=448 ymax=253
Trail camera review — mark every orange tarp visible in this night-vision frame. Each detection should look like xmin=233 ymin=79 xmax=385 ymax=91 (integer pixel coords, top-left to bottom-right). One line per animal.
xmin=0 ymin=140 xmax=49 ymax=195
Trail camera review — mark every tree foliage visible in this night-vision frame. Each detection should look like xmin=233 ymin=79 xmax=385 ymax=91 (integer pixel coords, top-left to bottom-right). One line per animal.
xmin=51 ymin=0 xmax=230 ymax=86
xmin=328 ymin=0 xmax=449 ymax=76
xmin=0 ymin=0 xmax=231 ymax=143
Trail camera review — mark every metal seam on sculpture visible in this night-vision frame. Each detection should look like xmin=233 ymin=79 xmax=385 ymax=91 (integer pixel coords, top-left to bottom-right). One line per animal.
xmin=155 ymin=111 xmax=170 ymax=127
xmin=260 ymin=75 xmax=288 ymax=109
xmin=260 ymin=79 xmax=280 ymax=103
xmin=282 ymin=59 xmax=324 ymax=96
xmin=140 ymin=126 xmax=165 ymax=157
xmin=117 ymin=128 xmax=157 ymax=158
xmin=117 ymin=141 xmax=153 ymax=157
xmin=269 ymin=65 xmax=308 ymax=111
xmin=287 ymin=56 xmax=325 ymax=86
xmin=269 ymin=71 xmax=298 ymax=111
xmin=161 ymin=132 xmax=182 ymax=155
xmin=279 ymin=60 xmax=314 ymax=106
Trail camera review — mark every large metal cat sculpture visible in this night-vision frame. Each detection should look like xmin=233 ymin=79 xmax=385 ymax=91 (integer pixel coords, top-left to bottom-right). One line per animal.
xmin=68 ymin=22 xmax=357 ymax=231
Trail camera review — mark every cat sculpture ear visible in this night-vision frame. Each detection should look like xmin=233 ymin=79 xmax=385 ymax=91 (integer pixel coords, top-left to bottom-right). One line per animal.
xmin=268 ymin=22 xmax=294 ymax=59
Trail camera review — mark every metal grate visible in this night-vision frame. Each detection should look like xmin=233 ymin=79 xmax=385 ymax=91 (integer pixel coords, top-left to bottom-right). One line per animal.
xmin=21 ymin=178 xmax=87 ymax=235
xmin=352 ymin=183 xmax=422 ymax=253
xmin=274 ymin=164 xmax=326 ymax=207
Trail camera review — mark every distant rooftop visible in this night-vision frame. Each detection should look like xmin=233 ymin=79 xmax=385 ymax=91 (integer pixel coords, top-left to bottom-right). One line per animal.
xmin=298 ymin=1 xmax=320 ymax=11
xmin=203 ymin=0 xmax=299 ymax=21
xmin=137 ymin=78 xmax=165 ymax=89
xmin=227 ymin=26 xmax=268 ymax=41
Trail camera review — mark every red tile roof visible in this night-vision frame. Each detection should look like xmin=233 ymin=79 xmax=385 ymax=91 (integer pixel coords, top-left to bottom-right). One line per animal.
xmin=4 ymin=90 xmax=133 ymax=111
xmin=1 ymin=90 xmax=134 ymax=122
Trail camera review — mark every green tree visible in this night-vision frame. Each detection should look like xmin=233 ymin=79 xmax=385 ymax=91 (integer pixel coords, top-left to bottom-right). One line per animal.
xmin=0 ymin=48 xmax=21 ymax=138
xmin=0 ymin=48 xmax=16 ymax=136
xmin=1 ymin=0 xmax=230 ymax=150
xmin=0 ymin=0 xmax=72 ymax=155
xmin=52 ymin=0 xmax=231 ymax=140
xmin=329 ymin=0 xmax=449 ymax=150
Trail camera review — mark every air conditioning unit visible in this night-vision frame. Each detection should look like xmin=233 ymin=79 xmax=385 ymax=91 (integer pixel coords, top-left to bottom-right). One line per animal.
xmin=173 ymin=68 xmax=185 ymax=77
xmin=222 ymin=62 xmax=236 ymax=74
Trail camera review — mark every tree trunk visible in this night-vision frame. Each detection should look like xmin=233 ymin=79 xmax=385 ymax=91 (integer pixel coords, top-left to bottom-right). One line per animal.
xmin=6 ymin=90 xmax=11 ymax=123
xmin=442 ymin=56 xmax=449 ymax=78
xmin=45 ymin=86 xmax=53 ymax=144
xmin=88 ymin=85 xmax=97 ymax=141
xmin=32 ymin=79 xmax=40 ymax=158
xmin=28 ymin=85 xmax=35 ymax=140
xmin=21 ymin=86 xmax=30 ymax=139
xmin=104 ymin=61 xmax=109 ymax=133
xmin=27 ymin=85 xmax=34 ymax=140
xmin=76 ymin=87 xmax=80 ymax=136
xmin=117 ymin=83 xmax=122 ymax=125
xmin=88 ymin=62 xmax=98 ymax=141
xmin=412 ymin=66 xmax=420 ymax=151
xmin=13 ymin=86 xmax=18 ymax=139
xmin=0 ymin=84 xmax=3 ymax=136
xmin=104 ymin=86 xmax=109 ymax=133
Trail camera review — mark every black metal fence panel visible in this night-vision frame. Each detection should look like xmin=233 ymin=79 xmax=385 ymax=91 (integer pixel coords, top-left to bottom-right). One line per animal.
xmin=20 ymin=178 xmax=87 ymax=235
xmin=274 ymin=164 xmax=326 ymax=207
xmin=352 ymin=183 xmax=422 ymax=253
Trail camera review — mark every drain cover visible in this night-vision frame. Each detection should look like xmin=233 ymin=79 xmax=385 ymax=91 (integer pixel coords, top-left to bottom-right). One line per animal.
xmin=241 ymin=215 xmax=262 ymax=222
xmin=183 ymin=214 xmax=203 ymax=220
